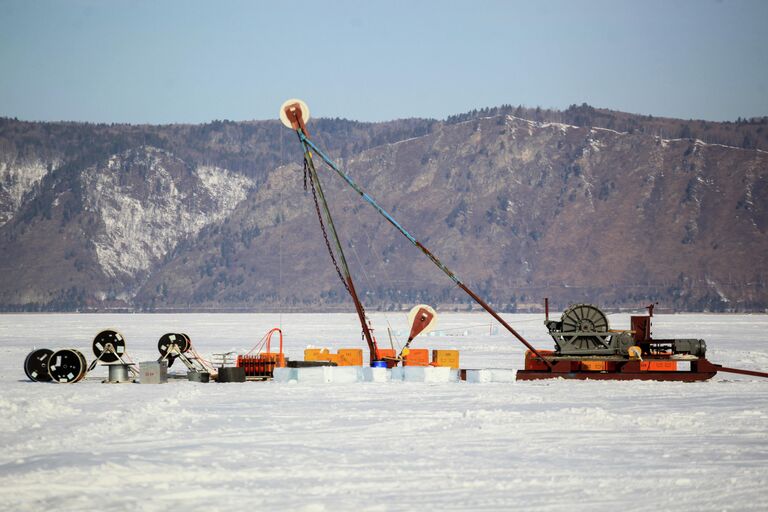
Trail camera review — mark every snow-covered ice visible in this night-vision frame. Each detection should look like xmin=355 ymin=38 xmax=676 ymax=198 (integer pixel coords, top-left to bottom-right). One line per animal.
xmin=1 ymin=312 xmax=767 ymax=511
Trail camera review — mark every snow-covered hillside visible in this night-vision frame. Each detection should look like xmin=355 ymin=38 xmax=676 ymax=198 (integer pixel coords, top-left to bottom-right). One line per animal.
xmin=0 ymin=158 xmax=59 ymax=225
xmin=1 ymin=313 xmax=767 ymax=511
xmin=82 ymin=147 xmax=253 ymax=277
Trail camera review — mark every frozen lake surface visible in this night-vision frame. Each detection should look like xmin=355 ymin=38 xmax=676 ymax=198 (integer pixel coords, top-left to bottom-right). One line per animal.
xmin=1 ymin=312 xmax=767 ymax=511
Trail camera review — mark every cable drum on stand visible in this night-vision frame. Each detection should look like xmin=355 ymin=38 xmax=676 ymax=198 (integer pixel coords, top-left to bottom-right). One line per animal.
xmin=24 ymin=348 xmax=54 ymax=382
xmin=157 ymin=333 xmax=213 ymax=379
xmin=88 ymin=329 xmax=138 ymax=383
xmin=92 ymin=330 xmax=126 ymax=363
xmin=158 ymin=333 xmax=190 ymax=356
xmin=158 ymin=333 xmax=189 ymax=367
xmin=48 ymin=349 xmax=87 ymax=383
xmin=549 ymin=303 xmax=613 ymax=355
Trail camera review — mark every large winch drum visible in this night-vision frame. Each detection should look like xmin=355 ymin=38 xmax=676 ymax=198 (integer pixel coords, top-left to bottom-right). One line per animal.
xmin=547 ymin=303 xmax=615 ymax=355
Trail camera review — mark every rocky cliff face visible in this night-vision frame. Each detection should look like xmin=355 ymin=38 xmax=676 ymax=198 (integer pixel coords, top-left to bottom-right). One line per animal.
xmin=0 ymin=157 xmax=60 ymax=226
xmin=0 ymin=110 xmax=766 ymax=311
xmin=0 ymin=145 xmax=252 ymax=307
xmin=83 ymin=147 xmax=252 ymax=278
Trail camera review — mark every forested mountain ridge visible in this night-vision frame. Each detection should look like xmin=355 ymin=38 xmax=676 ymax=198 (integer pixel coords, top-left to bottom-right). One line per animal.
xmin=0 ymin=105 xmax=766 ymax=312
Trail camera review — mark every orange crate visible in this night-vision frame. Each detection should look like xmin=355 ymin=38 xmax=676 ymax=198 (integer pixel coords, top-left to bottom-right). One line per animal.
xmin=337 ymin=348 xmax=363 ymax=366
xmin=304 ymin=348 xmax=330 ymax=361
xmin=641 ymin=360 xmax=677 ymax=372
xmin=432 ymin=350 xmax=460 ymax=369
xmin=404 ymin=348 xmax=430 ymax=366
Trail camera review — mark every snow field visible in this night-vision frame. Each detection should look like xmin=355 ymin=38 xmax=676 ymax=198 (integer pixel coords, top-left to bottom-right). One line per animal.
xmin=0 ymin=312 xmax=767 ymax=511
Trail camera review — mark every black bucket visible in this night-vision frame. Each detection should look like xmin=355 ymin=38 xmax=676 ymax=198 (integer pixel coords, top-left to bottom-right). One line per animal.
xmin=217 ymin=367 xmax=246 ymax=383
xmin=187 ymin=371 xmax=210 ymax=383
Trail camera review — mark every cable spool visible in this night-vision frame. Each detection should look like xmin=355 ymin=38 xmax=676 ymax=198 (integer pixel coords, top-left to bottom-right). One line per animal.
xmin=89 ymin=329 xmax=137 ymax=382
xmin=156 ymin=332 xmax=214 ymax=377
xmin=92 ymin=330 xmax=126 ymax=363
xmin=158 ymin=333 xmax=190 ymax=368
xmin=560 ymin=304 xmax=609 ymax=347
xmin=547 ymin=303 xmax=614 ymax=355
xmin=178 ymin=333 xmax=191 ymax=353
xmin=158 ymin=333 xmax=190 ymax=356
xmin=24 ymin=348 xmax=53 ymax=382
xmin=48 ymin=349 xmax=87 ymax=383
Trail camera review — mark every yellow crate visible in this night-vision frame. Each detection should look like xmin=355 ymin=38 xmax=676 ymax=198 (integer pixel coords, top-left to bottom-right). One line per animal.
xmin=337 ymin=348 xmax=363 ymax=366
xmin=404 ymin=348 xmax=430 ymax=366
xmin=431 ymin=349 xmax=460 ymax=369
xmin=304 ymin=348 xmax=330 ymax=361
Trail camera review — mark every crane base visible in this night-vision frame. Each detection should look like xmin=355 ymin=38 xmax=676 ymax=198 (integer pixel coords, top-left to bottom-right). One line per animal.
xmin=516 ymin=369 xmax=716 ymax=381
xmin=517 ymin=357 xmax=719 ymax=382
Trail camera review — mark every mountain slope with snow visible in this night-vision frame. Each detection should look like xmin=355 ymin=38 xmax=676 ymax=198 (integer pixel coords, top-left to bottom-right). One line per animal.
xmin=0 ymin=109 xmax=766 ymax=311
xmin=0 ymin=146 xmax=253 ymax=307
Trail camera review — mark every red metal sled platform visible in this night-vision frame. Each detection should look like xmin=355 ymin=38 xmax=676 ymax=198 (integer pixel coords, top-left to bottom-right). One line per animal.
xmin=517 ymin=357 xmax=719 ymax=381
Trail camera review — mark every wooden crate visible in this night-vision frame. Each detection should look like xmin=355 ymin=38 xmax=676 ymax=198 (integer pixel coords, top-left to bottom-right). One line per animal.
xmin=337 ymin=348 xmax=363 ymax=366
xmin=432 ymin=350 xmax=460 ymax=369
xmin=304 ymin=348 xmax=330 ymax=361
xmin=404 ymin=348 xmax=430 ymax=366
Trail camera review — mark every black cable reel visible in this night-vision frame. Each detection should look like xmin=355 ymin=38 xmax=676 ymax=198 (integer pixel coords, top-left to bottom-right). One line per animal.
xmin=157 ymin=333 xmax=191 ymax=368
xmin=89 ymin=329 xmax=136 ymax=382
xmin=157 ymin=332 xmax=212 ymax=380
xmin=24 ymin=348 xmax=54 ymax=382
xmin=24 ymin=330 xmax=208 ymax=383
xmin=24 ymin=329 xmax=137 ymax=383
xmin=48 ymin=348 xmax=88 ymax=383
xmin=24 ymin=347 xmax=87 ymax=383
xmin=92 ymin=329 xmax=127 ymax=363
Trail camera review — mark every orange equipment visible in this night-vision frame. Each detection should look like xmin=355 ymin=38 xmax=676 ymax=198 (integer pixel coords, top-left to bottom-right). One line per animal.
xmin=237 ymin=328 xmax=286 ymax=378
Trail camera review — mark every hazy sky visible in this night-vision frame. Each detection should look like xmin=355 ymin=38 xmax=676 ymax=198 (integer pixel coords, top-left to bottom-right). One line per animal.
xmin=1 ymin=0 xmax=766 ymax=124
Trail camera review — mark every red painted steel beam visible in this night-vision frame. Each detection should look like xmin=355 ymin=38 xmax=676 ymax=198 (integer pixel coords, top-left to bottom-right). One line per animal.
xmin=285 ymin=106 xmax=379 ymax=364
xmin=716 ymin=366 xmax=768 ymax=379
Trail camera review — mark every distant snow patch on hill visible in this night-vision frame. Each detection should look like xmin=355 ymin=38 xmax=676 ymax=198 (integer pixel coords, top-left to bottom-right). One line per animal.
xmin=83 ymin=147 xmax=253 ymax=278
xmin=0 ymin=158 xmax=60 ymax=225
xmin=195 ymin=165 xmax=252 ymax=222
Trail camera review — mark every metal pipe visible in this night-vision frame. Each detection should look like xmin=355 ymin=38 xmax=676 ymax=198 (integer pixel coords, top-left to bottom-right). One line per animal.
xmin=716 ymin=365 xmax=768 ymax=379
